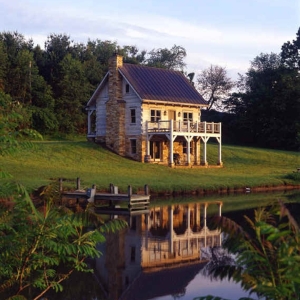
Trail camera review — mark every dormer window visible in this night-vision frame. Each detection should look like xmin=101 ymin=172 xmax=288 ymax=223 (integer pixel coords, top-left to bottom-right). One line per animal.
xmin=125 ymin=84 xmax=130 ymax=93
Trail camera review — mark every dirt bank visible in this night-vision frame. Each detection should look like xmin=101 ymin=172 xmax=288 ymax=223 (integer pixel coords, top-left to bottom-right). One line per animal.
xmin=150 ymin=184 xmax=300 ymax=198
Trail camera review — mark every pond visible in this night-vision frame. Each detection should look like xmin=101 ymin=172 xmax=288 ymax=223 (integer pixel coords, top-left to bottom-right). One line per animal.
xmin=51 ymin=189 xmax=300 ymax=300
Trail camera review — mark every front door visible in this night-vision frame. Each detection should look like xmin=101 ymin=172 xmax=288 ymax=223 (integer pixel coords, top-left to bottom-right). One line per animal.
xmin=168 ymin=110 xmax=176 ymax=121
xmin=150 ymin=141 xmax=161 ymax=161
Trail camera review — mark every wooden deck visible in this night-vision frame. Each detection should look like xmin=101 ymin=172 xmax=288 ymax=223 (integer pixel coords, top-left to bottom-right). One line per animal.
xmin=145 ymin=120 xmax=221 ymax=137
xmin=60 ymin=180 xmax=150 ymax=214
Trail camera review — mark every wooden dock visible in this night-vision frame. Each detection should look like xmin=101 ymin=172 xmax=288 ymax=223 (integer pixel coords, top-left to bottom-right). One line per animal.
xmin=60 ymin=179 xmax=150 ymax=215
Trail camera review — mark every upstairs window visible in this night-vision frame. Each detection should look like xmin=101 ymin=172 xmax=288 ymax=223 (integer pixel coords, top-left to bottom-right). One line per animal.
xmin=130 ymin=109 xmax=136 ymax=124
xmin=151 ymin=110 xmax=161 ymax=122
xmin=125 ymin=84 xmax=130 ymax=93
xmin=183 ymin=112 xmax=193 ymax=123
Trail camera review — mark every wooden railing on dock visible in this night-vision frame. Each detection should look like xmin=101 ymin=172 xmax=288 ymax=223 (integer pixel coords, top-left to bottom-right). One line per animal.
xmin=59 ymin=178 xmax=150 ymax=214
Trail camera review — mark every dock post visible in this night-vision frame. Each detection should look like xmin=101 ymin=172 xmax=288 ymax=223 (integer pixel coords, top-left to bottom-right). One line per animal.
xmin=76 ymin=177 xmax=80 ymax=190
xmin=144 ymin=184 xmax=149 ymax=195
xmin=87 ymin=184 xmax=96 ymax=203
xmin=110 ymin=183 xmax=114 ymax=193
xmin=128 ymin=185 xmax=132 ymax=196
xmin=59 ymin=178 xmax=63 ymax=192
xmin=128 ymin=185 xmax=132 ymax=207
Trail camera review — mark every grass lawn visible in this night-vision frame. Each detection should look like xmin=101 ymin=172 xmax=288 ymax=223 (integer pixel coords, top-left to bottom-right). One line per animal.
xmin=0 ymin=137 xmax=299 ymax=194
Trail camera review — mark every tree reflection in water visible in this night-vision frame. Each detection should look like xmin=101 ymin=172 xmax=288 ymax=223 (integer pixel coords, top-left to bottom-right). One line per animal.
xmin=44 ymin=270 xmax=106 ymax=300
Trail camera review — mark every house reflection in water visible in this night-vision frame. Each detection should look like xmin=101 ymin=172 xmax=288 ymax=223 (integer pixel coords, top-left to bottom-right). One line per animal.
xmin=95 ymin=201 xmax=223 ymax=300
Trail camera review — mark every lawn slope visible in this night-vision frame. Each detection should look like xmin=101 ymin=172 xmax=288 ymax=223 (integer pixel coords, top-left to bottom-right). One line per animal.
xmin=0 ymin=139 xmax=299 ymax=194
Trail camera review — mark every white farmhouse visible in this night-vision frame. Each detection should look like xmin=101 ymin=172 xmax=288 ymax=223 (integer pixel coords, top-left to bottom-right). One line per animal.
xmin=86 ymin=54 xmax=222 ymax=167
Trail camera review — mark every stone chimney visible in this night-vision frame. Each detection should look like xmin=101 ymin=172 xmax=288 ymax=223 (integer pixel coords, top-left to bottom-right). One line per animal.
xmin=108 ymin=53 xmax=123 ymax=101
xmin=106 ymin=54 xmax=126 ymax=155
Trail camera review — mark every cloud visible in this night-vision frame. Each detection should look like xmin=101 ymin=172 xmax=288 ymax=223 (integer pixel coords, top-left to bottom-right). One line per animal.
xmin=0 ymin=0 xmax=297 ymax=77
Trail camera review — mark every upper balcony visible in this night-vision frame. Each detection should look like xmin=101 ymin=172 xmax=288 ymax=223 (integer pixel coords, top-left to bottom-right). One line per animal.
xmin=145 ymin=120 xmax=221 ymax=137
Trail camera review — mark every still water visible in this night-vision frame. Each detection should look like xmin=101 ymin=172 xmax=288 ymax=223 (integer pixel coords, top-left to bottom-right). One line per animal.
xmin=59 ymin=189 xmax=300 ymax=300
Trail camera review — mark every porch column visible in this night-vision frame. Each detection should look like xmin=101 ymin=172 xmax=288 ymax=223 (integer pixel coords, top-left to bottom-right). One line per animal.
xmin=87 ymin=110 xmax=93 ymax=134
xmin=218 ymin=202 xmax=222 ymax=216
xmin=187 ymin=138 xmax=191 ymax=165
xmin=187 ymin=205 xmax=191 ymax=231
xmin=187 ymin=205 xmax=191 ymax=253
xmin=218 ymin=202 xmax=223 ymax=246
xmin=201 ymin=137 xmax=209 ymax=166
xmin=193 ymin=137 xmax=200 ymax=165
xmin=217 ymin=127 xmax=223 ymax=166
xmin=194 ymin=203 xmax=200 ymax=230
xmin=146 ymin=121 xmax=150 ymax=156
xmin=145 ymin=213 xmax=149 ymax=250
xmin=203 ymin=203 xmax=208 ymax=247
xmin=169 ymin=205 xmax=174 ymax=254
xmin=169 ymin=120 xmax=174 ymax=166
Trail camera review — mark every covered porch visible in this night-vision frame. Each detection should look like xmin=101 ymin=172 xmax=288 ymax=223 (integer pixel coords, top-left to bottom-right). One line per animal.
xmin=144 ymin=120 xmax=222 ymax=167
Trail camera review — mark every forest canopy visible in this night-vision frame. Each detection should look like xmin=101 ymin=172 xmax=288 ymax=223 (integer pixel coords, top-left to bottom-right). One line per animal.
xmin=1 ymin=29 xmax=299 ymax=150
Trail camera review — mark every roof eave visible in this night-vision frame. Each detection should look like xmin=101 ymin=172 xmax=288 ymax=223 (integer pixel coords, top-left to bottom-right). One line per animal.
xmin=142 ymin=99 xmax=209 ymax=108
xmin=86 ymin=72 xmax=109 ymax=106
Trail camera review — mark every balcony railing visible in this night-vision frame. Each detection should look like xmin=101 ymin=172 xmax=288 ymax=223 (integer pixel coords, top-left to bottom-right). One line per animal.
xmin=145 ymin=120 xmax=221 ymax=135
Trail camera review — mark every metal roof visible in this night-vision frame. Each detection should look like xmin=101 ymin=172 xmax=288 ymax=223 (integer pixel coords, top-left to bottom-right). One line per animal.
xmin=87 ymin=63 xmax=208 ymax=107
xmin=119 ymin=64 xmax=208 ymax=106
xmin=120 ymin=261 xmax=206 ymax=300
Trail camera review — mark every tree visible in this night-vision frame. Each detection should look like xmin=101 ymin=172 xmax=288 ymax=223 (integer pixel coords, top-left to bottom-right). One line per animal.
xmin=0 ymin=91 xmax=43 ymax=157
xmin=82 ymin=39 xmax=118 ymax=88
xmin=0 ymin=32 xmax=34 ymax=104
xmin=0 ymin=41 xmax=7 ymax=90
xmin=196 ymin=65 xmax=234 ymax=110
xmin=42 ymin=34 xmax=75 ymax=100
xmin=146 ymin=44 xmax=187 ymax=71
xmin=30 ymin=74 xmax=58 ymax=134
xmin=281 ymin=27 xmax=300 ymax=69
xmin=121 ymin=45 xmax=147 ymax=65
xmin=55 ymin=54 xmax=91 ymax=133
xmin=225 ymin=53 xmax=300 ymax=150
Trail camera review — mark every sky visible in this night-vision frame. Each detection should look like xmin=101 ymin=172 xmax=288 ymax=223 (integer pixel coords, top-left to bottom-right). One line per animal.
xmin=0 ymin=0 xmax=299 ymax=78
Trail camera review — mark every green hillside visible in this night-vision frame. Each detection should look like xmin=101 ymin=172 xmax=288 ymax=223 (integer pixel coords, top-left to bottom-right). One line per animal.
xmin=0 ymin=138 xmax=299 ymax=194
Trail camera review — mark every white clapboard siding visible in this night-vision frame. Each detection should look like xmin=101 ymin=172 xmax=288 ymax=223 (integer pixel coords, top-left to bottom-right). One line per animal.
xmin=96 ymin=85 xmax=108 ymax=136
xmin=124 ymin=88 xmax=143 ymax=136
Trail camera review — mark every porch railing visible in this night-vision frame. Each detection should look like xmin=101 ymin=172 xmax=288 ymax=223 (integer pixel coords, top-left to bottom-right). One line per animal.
xmin=145 ymin=120 xmax=221 ymax=135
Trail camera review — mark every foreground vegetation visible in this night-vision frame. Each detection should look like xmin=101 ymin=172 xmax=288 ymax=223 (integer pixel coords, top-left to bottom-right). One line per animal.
xmin=197 ymin=201 xmax=300 ymax=300
xmin=0 ymin=181 xmax=127 ymax=300
xmin=0 ymin=137 xmax=299 ymax=195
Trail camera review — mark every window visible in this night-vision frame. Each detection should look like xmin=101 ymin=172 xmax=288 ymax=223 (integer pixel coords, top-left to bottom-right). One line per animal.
xmin=151 ymin=110 xmax=161 ymax=122
xmin=183 ymin=112 xmax=193 ymax=123
xmin=130 ymin=139 xmax=137 ymax=154
xmin=183 ymin=141 xmax=193 ymax=154
xmin=130 ymin=109 xmax=136 ymax=124
xmin=125 ymin=84 xmax=130 ymax=93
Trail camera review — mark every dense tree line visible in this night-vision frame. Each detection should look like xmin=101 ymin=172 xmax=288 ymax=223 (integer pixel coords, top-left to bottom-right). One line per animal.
xmin=1 ymin=29 xmax=300 ymax=150
xmin=0 ymin=31 xmax=186 ymax=135
xmin=225 ymin=52 xmax=300 ymax=150
xmin=204 ymin=28 xmax=300 ymax=151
